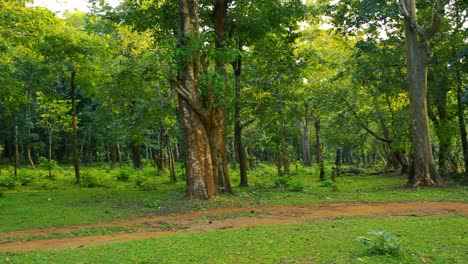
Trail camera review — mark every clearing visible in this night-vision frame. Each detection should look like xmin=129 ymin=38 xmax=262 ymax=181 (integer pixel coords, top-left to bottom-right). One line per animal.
xmin=0 ymin=201 xmax=466 ymax=252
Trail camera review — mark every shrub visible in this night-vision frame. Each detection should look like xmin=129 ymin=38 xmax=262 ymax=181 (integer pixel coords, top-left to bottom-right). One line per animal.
xmin=117 ymin=169 xmax=131 ymax=181
xmin=274 ymin=177 xmax=291 ymax=188
xmin=273 ymin=177 xmax=305 ymax=192
xmin=36 ymin=179 xmax=58 ymax=190
xmin=320 ymin=179 xmax=336 ymax=187
xmin=143 ymin=198 xmax=161 ymax=208
xmin=80 ymin=172 xmax=105 ymax=188
xmin=37 ymin=157 xmax=59 ymax=171
xmin=0 ymin=176 xmax=17 ymax=189
xmin=359 ymin=230 xmax=403 ymax=256
xmin=288 ymin=181 xmax=305 ymax=192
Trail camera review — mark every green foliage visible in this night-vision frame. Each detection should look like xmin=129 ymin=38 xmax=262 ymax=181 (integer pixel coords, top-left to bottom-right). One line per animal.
xmin=0 ymin=176 xmax=17 ymax=189
xmin=143 ymin=198 xmax=161 ymax=209
xmin=116 ymin=169 xmax=131 ymax=181
xmin=320 ymin=179 xmax=337 ymax=188
xmin=273 ymin=177 xmax=305 ymax=192
xmin=35 ymin=179 xmax=58 ymax=190
xmin=359 ymin=230 xmax=404 ymax=256
xmin=37 ymin=157 xmax=59 ymax=171
xmin=80 ymin=172 xmax=106 ymax=188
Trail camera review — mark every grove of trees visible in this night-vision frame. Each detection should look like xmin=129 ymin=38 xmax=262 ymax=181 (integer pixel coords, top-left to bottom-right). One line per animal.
xmin=0 ymin=0 xmax=466 ymax=199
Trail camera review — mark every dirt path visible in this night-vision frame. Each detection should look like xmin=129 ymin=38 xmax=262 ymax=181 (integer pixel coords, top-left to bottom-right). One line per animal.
xmin=0 ymin=201 xmax=466 ymax=252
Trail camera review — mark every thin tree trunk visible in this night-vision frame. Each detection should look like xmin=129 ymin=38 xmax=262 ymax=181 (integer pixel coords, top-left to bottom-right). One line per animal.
xmin=70 ymin=69 xmax=80 ymax=184
xmin=14 ymin=126 xmax=19 ymax=179
xmin=455 ymin=69 xmax=468 ymax=173
xmin=300 ymin=103 xmax=312 ymax=167
xmin=402 ymin=0 xmax=443 ymax=186
xmin=315 ymin=118 xmax=325 ymax=180
xmin=48 ymin=127 xmax=52 ymax=178
xmin=279 ymin=115 xmax=290 ymax=175
xmin=232 ymin=39 xmax=248 ymax=187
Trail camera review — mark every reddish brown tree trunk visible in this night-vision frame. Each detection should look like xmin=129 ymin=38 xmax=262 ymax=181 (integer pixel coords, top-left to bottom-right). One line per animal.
xmin=176 ymin=0 xmax=215 ymax=199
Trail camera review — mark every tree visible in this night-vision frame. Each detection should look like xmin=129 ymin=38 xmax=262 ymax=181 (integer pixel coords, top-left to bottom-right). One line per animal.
xmin=327 ymin=0 xmax=447 ymax=186
xmin=398 ymin=0 xmax=445 ymax=186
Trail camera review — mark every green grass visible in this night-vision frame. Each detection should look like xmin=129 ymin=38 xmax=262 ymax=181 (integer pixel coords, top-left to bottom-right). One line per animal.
xmin=0 ymin=225 xmax=142 ymax=244
xmin=0 ymin=163 xmax=466 ymax=232
xmin=1 ymin=214 xmax=466 ymax=263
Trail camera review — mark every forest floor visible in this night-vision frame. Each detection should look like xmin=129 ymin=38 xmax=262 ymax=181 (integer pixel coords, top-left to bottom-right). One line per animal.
xmin=0 ymin=201 xmax=466 ymax=253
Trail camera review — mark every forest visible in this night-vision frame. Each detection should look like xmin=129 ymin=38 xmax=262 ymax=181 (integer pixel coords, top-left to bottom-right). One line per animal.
xmin=0 ymin=0 xmax=467 ymax=263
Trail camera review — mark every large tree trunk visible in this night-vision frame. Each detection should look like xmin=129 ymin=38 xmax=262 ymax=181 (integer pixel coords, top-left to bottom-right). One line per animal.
xmin=179 ymin=98 xmax=214 ymax=198
xmin=176 ymin=0 xmax=215 ymax=199
xmin=209 ymin=0 xmax=232 ymax=193
xmin=401 ymin=0 xmax=443 ymax=186
xmin=70 ymin=69 xmax=81 ymax=184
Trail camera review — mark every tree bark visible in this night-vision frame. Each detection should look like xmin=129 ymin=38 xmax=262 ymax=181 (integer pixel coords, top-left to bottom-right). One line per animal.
xmin=176 ymin=0 xmax=214 ymax=199
xmin=70 ymin=69 xmax=81 ymax=184
xmin=401 ymin=0 xmax=443 ymax=186
xmin=208 ymin=0 xmax=232 ymax=193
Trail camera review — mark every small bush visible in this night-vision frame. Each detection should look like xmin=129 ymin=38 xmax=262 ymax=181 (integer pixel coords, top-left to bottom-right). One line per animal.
xmin=0 ymin=176 xmax=17 ymax=189
xmin=37 ymin=157 xmax=60 ymax=171
xmin=80 ymin=173 xmax=105 ymax=188
xmin=137 ymin=179 xmax=158 ymax=191
xmin=359 ymin=230 xmax=403 ymax=256
xmin=36 ymin=179 xmax=58 ymax=190
xmin=117 ymin=169 xmax=131 ymax=181
xmin=320 ymin=179 xmax=336 ymax=187
xmin=143 ymin=198 xmax=161 ymax=208
xmin=274 ymin=177 xmax=291 ymax=188
xmin=273 ymin=177 xmax=305 ymax=192
xmin=288 ymin=181 xmax=305 ymax=192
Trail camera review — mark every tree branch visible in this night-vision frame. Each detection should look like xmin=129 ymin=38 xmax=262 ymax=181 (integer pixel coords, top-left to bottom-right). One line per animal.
xmin=397 ymin=0 xmax=426 ymax=38
xmin=169 ymin=77 xmax=207 ymax=120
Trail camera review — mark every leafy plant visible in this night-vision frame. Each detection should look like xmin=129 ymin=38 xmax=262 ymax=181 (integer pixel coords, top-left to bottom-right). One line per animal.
xmin=117 ymin=169 xmax=131 ymax=181
xmin=320 ymin=179 xmax=336 ymax=188
xmin=0 ymin=176 xmax=17 ymax=189
xmin=80 ymin=172 xmax=106 ymax=188
xmin=358 ymin=230 xmax=403 ymax=256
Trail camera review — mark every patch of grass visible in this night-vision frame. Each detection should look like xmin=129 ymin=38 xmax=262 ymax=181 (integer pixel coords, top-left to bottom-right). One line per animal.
xmin=1 ymin=215 xmax=465 ymax=263
xmin=0 ymin=226 xmax=141 ymax=244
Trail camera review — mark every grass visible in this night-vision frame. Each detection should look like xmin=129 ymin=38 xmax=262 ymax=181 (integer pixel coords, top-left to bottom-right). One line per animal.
xmin=1 ymin=214 xmax=466 ymax=263
xmin=0 ymin=162 xmax=466 ymax=232
xmin=0 ymin=162 xmax=466 ymax=263
xmin=0 ymin=225 xmax=142 ymax=244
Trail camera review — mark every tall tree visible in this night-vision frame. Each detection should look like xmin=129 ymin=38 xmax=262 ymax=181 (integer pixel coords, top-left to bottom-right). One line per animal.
xmin=398 ymin=0 xmax=445 ymax=186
